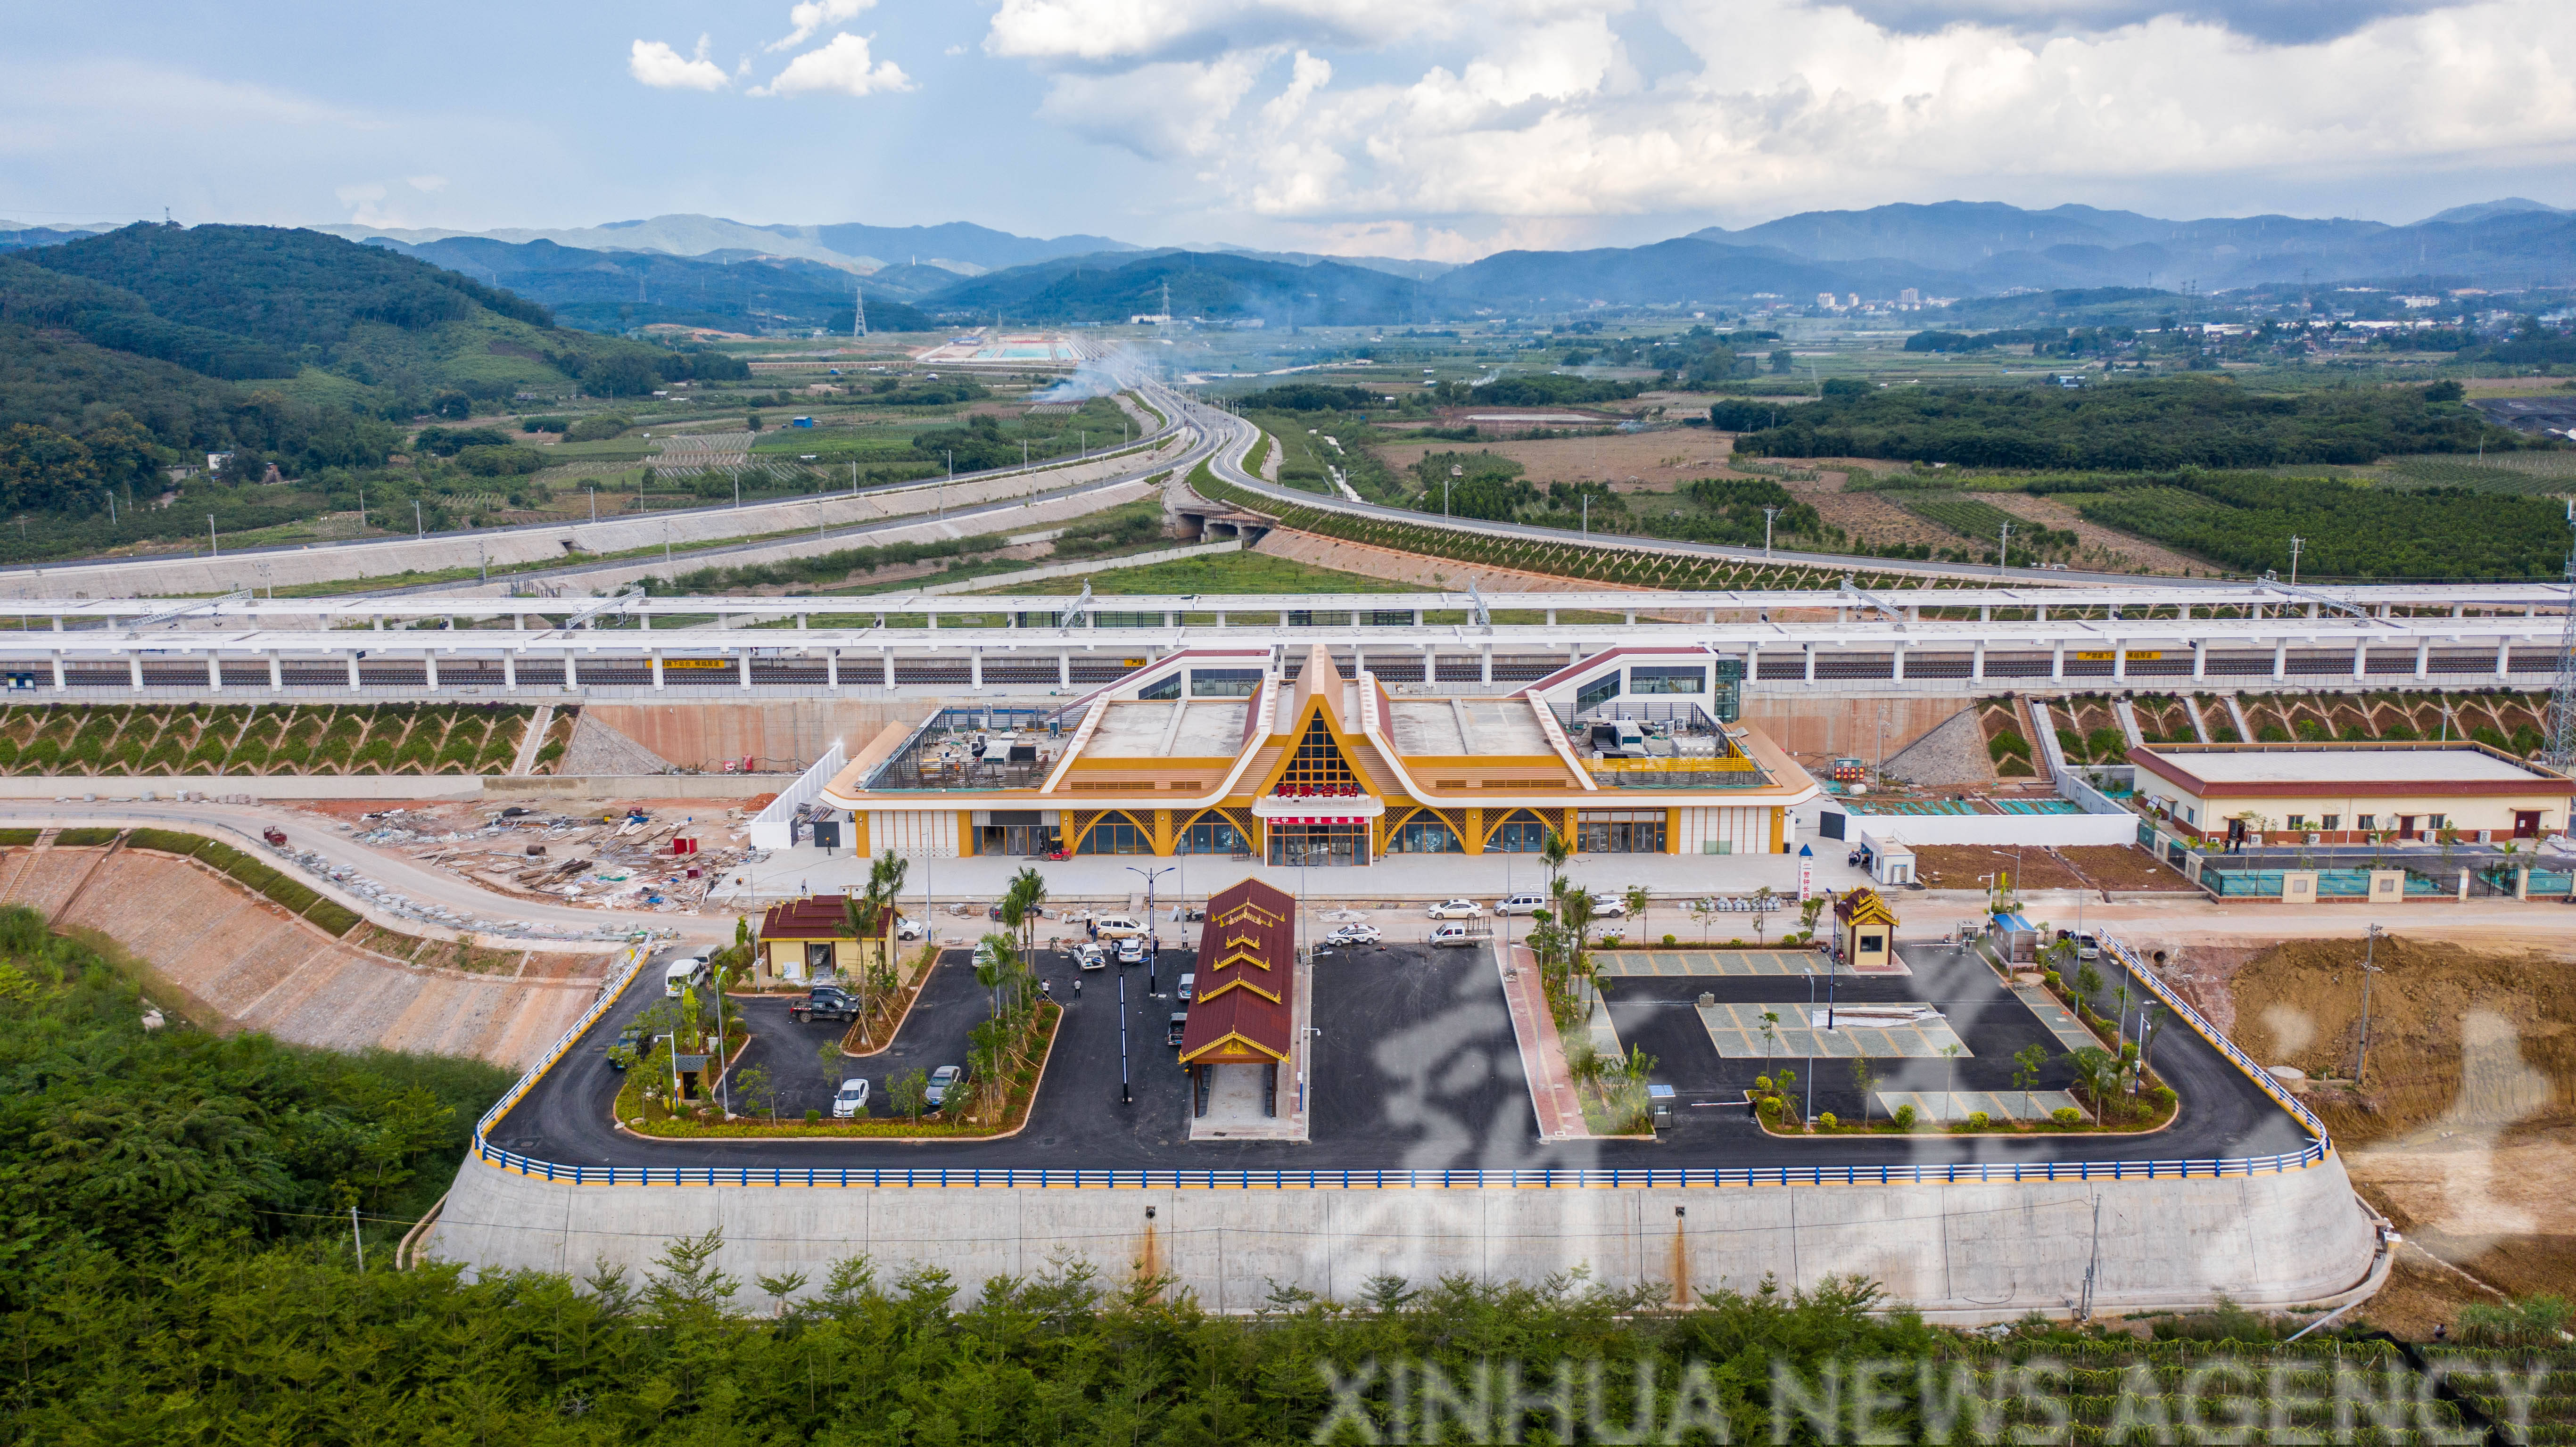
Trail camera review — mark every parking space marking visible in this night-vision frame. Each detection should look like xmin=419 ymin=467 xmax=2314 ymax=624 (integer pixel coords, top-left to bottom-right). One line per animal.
xmin=1875 ymin=1089 xmax=2083 ymax=1123
xmin=1695 ymin=1001 xmax=1968 ymax=1060
xmin=2011 ymin=985 xmax=2104 ymax=1053
xmin=1594 ymin=950 xmax=1910 ymax=977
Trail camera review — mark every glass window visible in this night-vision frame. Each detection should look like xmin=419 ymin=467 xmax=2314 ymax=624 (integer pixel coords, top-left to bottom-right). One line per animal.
xmin=2358 ymin=814 xmax=2377 ymax=831
xmin=1179 ymin=819 xmax=1247 ymax=855
xmin=1190 ymin=668 xmax=1261 ymax=698
xmin=2428 ymin=814 xmax=2447 ymax=830
xmin=1274 ymin=714 xmax=1361 ymax=794
xmin=1077 ymin=819 xmax=1152 ymax=855
xmin=1575 ymin=674 xmax=1620 ymax=713
xmin=1367 ymin=609 xmax=1413 ymax=626
xmin=1267 ymin=822 xmax=1369 ymax=867
xmin=1630 ymin=666 xmax=1705 ymax=696
xmin=2320 ymin=815 xmax=2341 ymax=831
xmin=2287 ymin=815 xmax=2309 ymax=830
xmin=1138 ymin=674 xmax=1181 ymax=701
xmin=1577 ymin=809 xmax=1667 ymax=853
xmin=1388 ymin=816 xmax=1462 ymax=854
xmin=1491 ymin=810 xmax=1552 ymax=853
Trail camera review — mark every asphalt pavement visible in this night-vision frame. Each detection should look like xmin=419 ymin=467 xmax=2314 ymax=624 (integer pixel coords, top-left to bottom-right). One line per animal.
xmin=490 ymin=937 xmax=2309 ymax=1172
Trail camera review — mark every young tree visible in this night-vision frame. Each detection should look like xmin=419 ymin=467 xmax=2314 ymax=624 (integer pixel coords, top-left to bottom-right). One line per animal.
xmin=1849 ymin=1055 xmax=1878 ymax=1126
xmin=1938 ymin=1042 xmax=1965 ymax=1122
xmin=2012 ymin=1042 xmax=2049 ymax=1123
xmin=732 ymin=1063 xmax=778 ymax=1121
xmin=2063 ymin=1046 xmax=2121 ymax=1124
xmin=1690 ymin=896 xmax=1717 ymax=945
xmin=889 ymin=1067 xmax=931 ymax=1124
xmin=1621 ymin=884 xmax=1652 ymax=933
xmin=1539 ymin=826 xmax=1572 ymax=898
xmin=2075 ymin=961 xmax=2103 ymax=1009
xmin=1759 ymin=1010 xmax=1781 ymax=1072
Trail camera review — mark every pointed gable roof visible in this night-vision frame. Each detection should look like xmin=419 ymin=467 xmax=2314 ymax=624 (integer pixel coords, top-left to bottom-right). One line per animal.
xmin=1833 ymin=887 xmax=1899 ymax=929
xmin=1179 ymin=878 xmax=1297 ymax=1065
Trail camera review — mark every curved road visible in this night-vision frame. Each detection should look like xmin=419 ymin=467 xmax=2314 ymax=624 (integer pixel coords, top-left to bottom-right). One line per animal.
xmin=1164 ymin=388 xmax=2230 ymax=590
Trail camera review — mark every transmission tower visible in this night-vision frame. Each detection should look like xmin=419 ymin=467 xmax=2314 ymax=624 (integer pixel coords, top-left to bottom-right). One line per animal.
xmin=852 ymin=282 xmax=867 ymax=338
xmin=1160 ymin=279 xmax=1171 ymax=319
xmin=2549 ymin=501 xmax=2576 ymax=770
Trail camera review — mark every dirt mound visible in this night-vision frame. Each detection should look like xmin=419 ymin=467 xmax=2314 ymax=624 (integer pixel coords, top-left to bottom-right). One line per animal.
xmin=2229 ymin=936 xmax=2576 ymax=1147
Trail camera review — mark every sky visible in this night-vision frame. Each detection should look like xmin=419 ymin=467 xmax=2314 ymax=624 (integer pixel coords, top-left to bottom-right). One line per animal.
xmin=5 ymin=0 xmax=2573 ymax=262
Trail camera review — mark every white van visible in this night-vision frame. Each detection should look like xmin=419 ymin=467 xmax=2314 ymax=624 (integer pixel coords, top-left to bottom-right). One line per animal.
xmin=1092 ymin=915 xmax=1145 ymax=939
xmin=663 ymin=954 xmax=710 ymax=997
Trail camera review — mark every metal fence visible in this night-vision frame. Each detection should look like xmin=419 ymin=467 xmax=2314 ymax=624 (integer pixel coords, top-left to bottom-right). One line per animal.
xmin=460 ymin=929 xmax=2336 ymax=1191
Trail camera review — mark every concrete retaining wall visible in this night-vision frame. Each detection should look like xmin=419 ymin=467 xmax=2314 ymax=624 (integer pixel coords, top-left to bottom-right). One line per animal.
xmin=426 ymin=1155 xmax=2382 ymax=1323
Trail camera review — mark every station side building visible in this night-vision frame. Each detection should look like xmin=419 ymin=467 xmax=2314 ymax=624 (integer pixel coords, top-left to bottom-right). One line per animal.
xmin=815 ymin=644 xmax=1819 ymax=869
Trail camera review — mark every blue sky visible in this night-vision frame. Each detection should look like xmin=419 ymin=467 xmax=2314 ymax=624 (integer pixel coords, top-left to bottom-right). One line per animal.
xmin=6 ymin=1 xmax=2573 ymax=261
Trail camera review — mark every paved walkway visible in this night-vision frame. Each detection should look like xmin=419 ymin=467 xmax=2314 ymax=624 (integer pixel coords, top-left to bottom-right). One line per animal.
xmin=1877 ymin=1089 xmax=2081 ymax=1123
xmin=1495 ymin=941 xmax=1587 ymax=1141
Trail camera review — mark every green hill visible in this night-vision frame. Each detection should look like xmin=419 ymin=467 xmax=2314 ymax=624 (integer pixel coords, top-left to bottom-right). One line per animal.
xmin=0 ymin=223 xmax=748 ymax=560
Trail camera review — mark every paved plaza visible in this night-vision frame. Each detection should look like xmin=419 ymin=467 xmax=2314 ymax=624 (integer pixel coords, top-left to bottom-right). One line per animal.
xmin=1593 ymin=949 xmax=1908 ymax=978
xmin=1696 ymin=1000 xmax=1968 ymax=1059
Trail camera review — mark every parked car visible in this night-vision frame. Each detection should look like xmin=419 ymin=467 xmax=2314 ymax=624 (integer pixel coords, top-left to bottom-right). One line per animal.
xmin=892 ymin=913 xmax=925 ymax=941
xmin=832 ymin=1078 xmax=870 ymax=1118
xmin=1588 ymin=895 xmax=1629 ymax=918
xmin=1428 ymin=921 xmax=1481 ymax=948
xmin=926 ymin=1064 xmax=966 ymax=1108
xmin=1166 ymin=1011 xmax=1190 ymax=1046
xmin=609 ymin=1021 xmax=658 ymax=1067
xmin=1074 ymin=942 xmax=1107 ymax=970
xmin=1322 ymin=922 xmax=1382 ymax=947
xmin=1495 ymin=894 xmax=1549 ymax=916
xmin=1117 ymin=935 xmax=1146 ymax=965
xmin=1177 ymin=971 xmax=1195 ymax=1002
xmin=662 ymin=954 xmax=710 ymax=996
xmin=2073 ymin=933 xmax=2102 ymax=961
xmin=1093 ymin=914 xmax=1145 ymax=939
xmin=1425 ymin=898 xmax=1485 ymax=920
xmin=789 ymin=986 xmax=862 ymax=1024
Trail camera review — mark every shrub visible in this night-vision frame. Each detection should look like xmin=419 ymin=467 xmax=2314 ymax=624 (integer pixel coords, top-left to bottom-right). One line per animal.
xmin=2152 ymin=1085 xmax=2177 ymax=1106
xmin=1893 ymin=1103 xmax=1918 ymax=1129
xmin=804 ymin=1108 xmax=822 ymax=1124
xmin=1756 ymin=1096 xmax=1781 ymax=1119
xmin=1967 ymin=1110 xmax=1991 ymax=1130
xmin=53 ymin=827 xmax=120 ymax=847
xmin=2052 ymin=1106 xmax=2084 ymax=1126
xmin=1817 ymin=1111 xmax=1837 ymax=1129
xmin=1754 ymin=1075 xmax=1773 ymax=1091
xmin=2041 ymin=970 xmax=2059 ymax=987
xmin=1662 ymin=933 xmax=1678 ymax=946
xmin=304 ymin=900 xmax=363 ymax=937
xmin=0 ymin=828 xmax=38 ymax=847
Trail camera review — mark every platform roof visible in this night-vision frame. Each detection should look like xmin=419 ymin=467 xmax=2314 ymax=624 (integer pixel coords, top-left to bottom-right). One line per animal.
xmin=2134 ymin=743 xmax=2576 ymax=797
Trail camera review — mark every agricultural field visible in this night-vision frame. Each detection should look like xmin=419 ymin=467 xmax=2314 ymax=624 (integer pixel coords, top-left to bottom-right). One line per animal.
xmin=1196 ymin=477 xmax=1959 ymax=592
xmin=1897 ymin=491 xmax=2081 ymax=563
xmin=0 ymin=703 xmax=545 ymax=776
xmin=2378 ymin=452 xmax=2576 ymax=493
xmin=2037 ymin=473 xmax=2574 ymax=580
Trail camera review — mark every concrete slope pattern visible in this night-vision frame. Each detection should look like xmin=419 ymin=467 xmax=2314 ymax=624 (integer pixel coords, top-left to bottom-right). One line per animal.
xmin=33 ymin=847 xmax=607 ymax=1067
xmin=430 ymin=1159 xmax=2385 ymax=1323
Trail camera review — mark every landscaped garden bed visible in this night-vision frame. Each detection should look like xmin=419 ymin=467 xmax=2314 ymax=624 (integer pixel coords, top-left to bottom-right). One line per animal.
xmin=0 ymin=703 xmax=536 ymax=776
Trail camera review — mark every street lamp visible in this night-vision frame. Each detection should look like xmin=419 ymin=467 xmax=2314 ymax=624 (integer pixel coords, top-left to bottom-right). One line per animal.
xmin=1127 ymin=864 xmax=1175 ymax=995
xmin=2354 ymin=922 xmax=2384 ymax=1084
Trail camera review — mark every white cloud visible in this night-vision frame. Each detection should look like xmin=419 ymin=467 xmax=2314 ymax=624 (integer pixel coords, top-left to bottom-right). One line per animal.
xmin=406 ymin=174 xmax=447 ymax=192
xmin=985 ymin=0 xmax=2576 ymax=237
xmin=1037 ymin=55 xmax=1263 ymax=158
xmin=629 ymin=36 xmax=729 ymax=91
xmin=771 ymin=0 xmax=878 ymax=53
xmin=753 ymin=33 xmax=915 ymax=98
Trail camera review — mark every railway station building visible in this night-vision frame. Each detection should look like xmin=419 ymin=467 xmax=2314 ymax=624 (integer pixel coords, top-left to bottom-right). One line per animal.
xmin=817 ymin=643 xmax=1819 ymax=868
xmin=2128 ymin=740 xmax=2576 ymax=845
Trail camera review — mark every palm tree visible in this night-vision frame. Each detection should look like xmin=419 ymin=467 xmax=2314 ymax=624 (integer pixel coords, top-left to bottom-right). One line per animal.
xmin=1939 ymin=1042 xmax=1964 ymax=1122
xmin=1560 ymin=888 xmax=1599 ymax=977
xmin=1539 ymin=826 xmax=1571 ymax=899
xmin=1005 ymin=865 xmax=1048 ymax=963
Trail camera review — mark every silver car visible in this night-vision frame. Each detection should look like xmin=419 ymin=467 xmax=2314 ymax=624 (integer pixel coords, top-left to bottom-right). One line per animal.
xmin=926 ymin=1064 xmax=965 ymax=1109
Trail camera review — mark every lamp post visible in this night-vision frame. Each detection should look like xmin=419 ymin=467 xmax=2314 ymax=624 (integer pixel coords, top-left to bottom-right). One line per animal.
xmin=1128 ymin=864 xmax=1174 ymax=995
xmin=2354 ymin=922 xmax=2383 ymax=1084
xmin=1116 ymin=959 xmax=1131 ymax=1105
xmin=1763 ymin=506 xmax=1779 ymax=558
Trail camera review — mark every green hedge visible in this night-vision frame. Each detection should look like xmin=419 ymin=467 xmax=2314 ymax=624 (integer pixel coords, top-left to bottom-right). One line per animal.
xmin=302 ymin=899 xmax=363 ymax=937
xmin=0 ymin=828 xmax=38 ymax=847
xmin=53 ymin=827 xmax=122 ymax=847
xmin=125 ymin=828 xmax=207 ymax=856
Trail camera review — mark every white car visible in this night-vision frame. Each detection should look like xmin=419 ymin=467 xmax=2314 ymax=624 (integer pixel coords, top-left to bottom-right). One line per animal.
xmin=1117 ymin=935 xmax=1146 ymax=965
xmin=1093 ymin=914 xmax=1145 ymax=939
xmin=1494 ymin=894 xmax=1549 ymax=916
xmin=892 ymin=913 xmax=925 ymax=941
xmin=831 ymin=1078 xmax=870 ymax=1118
xmin=1074 ymin=943 xmax=1107 ymax=970
xmin=1588 ymin=895 xmax=1630 ymax=919
xmin=1322 ymin=923 xmax=1382 ymax=947
xmin=1425 ymin=898 xmax=1485 ymax=920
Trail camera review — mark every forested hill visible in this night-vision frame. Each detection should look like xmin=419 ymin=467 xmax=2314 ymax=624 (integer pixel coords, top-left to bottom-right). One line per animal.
xmin=366 ymin=234 xmax=937 ymax=336
xmin=1715 ymin=377 xmax=2526 ymax=470
xmin=0 ymin=224 xmax=735 ymax=505
xmin=933 ymin=249 xmax=1437 ymax=325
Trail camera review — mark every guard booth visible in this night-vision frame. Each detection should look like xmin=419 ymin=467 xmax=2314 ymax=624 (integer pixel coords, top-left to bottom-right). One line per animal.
xmin=1988 ymin=911 xmax=2041 ymax=966
xmin=1833 ymin=888 xmax=1899 ymax=971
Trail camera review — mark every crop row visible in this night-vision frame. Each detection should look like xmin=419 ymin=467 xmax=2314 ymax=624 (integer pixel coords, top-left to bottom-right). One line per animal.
xmin=0 ymin=703 xmax=533 ymax=776
xmin=1200 ymin=478 xmax=1951 ymax=592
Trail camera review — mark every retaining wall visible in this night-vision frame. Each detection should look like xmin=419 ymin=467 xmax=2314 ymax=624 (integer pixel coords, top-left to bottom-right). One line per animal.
xmin=426 ymin=1154 xmax=2382 ymax=1323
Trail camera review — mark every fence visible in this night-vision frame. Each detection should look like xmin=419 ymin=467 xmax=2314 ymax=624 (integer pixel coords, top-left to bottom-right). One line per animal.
xmin=459 ymin=928 xmax=2336 ymax=1191
xmin=745 ymin=739 xmax=846 ymax=850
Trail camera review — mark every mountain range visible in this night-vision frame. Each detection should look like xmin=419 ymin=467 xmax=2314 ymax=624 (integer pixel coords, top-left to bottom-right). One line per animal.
xmin=10 ymin=198 xmax=2570 ymax=335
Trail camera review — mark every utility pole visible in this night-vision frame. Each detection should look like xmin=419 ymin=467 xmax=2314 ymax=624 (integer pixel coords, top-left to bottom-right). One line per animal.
xmin=352 ymin=1205 xmax=364 ymax=1271
xmin=1762 ymin=505 xmax=1779 ymax=558
xmin=1447 ymin=465 xmax=1460 ymax=518
xmin=414 ymin=499 xmax=423 ymax=540
xmin=2287 ymin=534 xmax=2304 ymax=586
xmin=1580 ymin=493 xmax=1589 ymax=535
xmin=2354 ymin=922 xmax=2383 ymax=1085
xmin=2546 ymin=500 xmax=2576 ymax=770
xmin=207 ymin=514 xmax=217 ymax=557
xmin=852 ymin=283 xmax=866 ymax=338
xmin=1998 ymin=520 xmax=2012 ymax=576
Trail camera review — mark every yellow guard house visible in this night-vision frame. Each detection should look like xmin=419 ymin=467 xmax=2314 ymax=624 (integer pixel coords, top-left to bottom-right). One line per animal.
xmin=816 ymin=643 xmax=1819 ymax=868
xmin=1834 ymin=888 xmax=1899 ymax=971
xmin=754 ymin=894 xmax=893 ymax=986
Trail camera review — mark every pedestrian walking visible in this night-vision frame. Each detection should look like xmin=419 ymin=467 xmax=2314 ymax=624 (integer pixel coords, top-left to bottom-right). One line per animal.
xmin=1073 ymin=976 xmax=1082 ymax=998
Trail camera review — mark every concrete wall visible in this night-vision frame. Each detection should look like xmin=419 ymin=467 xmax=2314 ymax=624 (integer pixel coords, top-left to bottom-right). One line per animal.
xmin=1828 ymin=811 xmax=2139 ymax=848
xmin=1737 ymin=697 xmax=1968 ymax=767
xmin=427 ymin=1154 xmax=2382 ymax=1323
xmin=583 ymin=701 xmax=924 ymax=771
